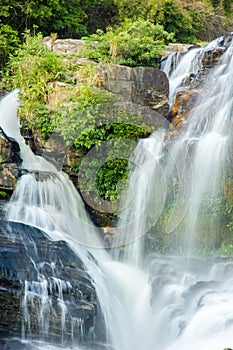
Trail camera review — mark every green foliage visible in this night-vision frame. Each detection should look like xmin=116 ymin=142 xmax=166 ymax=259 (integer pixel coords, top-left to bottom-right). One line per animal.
xmin=0 ymin=190 xmax=9 ymax=199
xmin=3 ymin=32 xmax=65 ymax=88
xmin=0 ymin=24 xmax=19 ymax=69
xmin=56 ymin=86 xmax=114 ymax=149
xmin=156 ymin=1 xmax=197 ymax=43
xmin=82 ymin=19 xmax=173 ymax=67
xmin=59 ymin=96 xmax=151 ymax=203
xmin=83 ymin=0 xmax=118 ymax=34
xmin=96 ymin=158 xmax=128 ymax=201
xmin=210 ymin=0 xmax=232 ymax=14
xmin=2 ymin=32 xmax=68 ymax=139
xmin=113 ymin=0 xmax=161 ymax=20
xmin=113 ymin=0 xmax=218 ymax=43
xmin=0 ymin=0 xmax=87 ymax=39
xmin=0 ymin=0 xmax=232 ymax=73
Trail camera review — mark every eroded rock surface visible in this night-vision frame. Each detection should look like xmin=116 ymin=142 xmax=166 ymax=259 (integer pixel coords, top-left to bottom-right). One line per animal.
xmin=0 ymin=220 xmax=102 ymax=347
xmin=97 ymin=64 xmax=169 ymax=126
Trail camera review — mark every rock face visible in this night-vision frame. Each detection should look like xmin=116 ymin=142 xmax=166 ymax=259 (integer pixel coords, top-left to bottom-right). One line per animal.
xmin=0 ymin=128 xmax=21 ymax=194
xmin=0 ymin=220 xmax=102 ymax=348
xmin=97 ymin=64 xmax=169 ymax=128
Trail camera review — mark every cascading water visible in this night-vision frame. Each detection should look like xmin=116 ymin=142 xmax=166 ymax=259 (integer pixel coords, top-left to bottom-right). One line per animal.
xmin=114 ymin=34 xmax=233 ymax=349
xmin=0 ymin=33 xmax=233 ymax=350
xmin=0 ymin=91 xmax=155 ymax=350
xmin=120 ymin=34 xmax=233 ymax=257
xmin=162 ymin=35 xmax=230 ymax=104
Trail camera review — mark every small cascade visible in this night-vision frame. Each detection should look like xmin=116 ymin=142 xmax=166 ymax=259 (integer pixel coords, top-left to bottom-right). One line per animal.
xmin=167 ymin=47 xmax=202 ymax=103
xmin=21 ymin=275 xmax=86 ymax=346
xmin=161 ymin=51 xmax=180 ymax=78
xmin=162 ymin=35 xmax=229 ymax=105
xmin=0 ymin=90 xmax=54 ymax=171
xmin=174 ymin=37 xmax=233 ymax=253
xmin=113 ymin=129 xmax=167 ymax=266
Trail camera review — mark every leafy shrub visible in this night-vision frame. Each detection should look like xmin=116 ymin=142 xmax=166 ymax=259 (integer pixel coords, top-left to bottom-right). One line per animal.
xmin=2 ymin=32 xmax=68 ymax=139
xmin=82 ymin=19 xmax=173 ymax=67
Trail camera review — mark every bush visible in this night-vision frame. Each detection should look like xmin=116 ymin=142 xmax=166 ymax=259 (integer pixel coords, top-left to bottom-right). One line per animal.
xmin=2 ymin=32 xmax=68 ymax=139
xmin=82 ymin=19 xmax=174 ymax=67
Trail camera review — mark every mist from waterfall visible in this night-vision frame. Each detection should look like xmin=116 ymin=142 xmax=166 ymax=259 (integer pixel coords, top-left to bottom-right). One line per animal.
xmin=0 ymin=33 xmax=233 ymax=350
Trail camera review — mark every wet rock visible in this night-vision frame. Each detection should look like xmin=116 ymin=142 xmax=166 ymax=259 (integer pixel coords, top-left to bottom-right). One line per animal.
xmin=168 ymin=88 xmax=200 ymax=134
xmin=0 ymin=164 xmax=19 ymax=191
xmin=0 ymin=220 xmax=102 ymax=347
xmin=0 ymin=128 xmax=21 ymax=193
xmin=201 ymin=47 xmax=226 ymax=67
xmin=0 ymin=129 xmax=21 ymax=164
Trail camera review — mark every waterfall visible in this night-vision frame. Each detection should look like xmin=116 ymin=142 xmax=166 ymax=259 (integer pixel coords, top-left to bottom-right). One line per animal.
xmin=162 ymin=35 xmax=229 ymax=105
xmin=113 ymin=128 xmax=167 ymax=266
xmin=119 ymin=34 xmax=233 ymax=258
xmin=0 ymin=91 xmax=155 ymax=350
xmin=1 ymin=33 xmax=233 ymax=350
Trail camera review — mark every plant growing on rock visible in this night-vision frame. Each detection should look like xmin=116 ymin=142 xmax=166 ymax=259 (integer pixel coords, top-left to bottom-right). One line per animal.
xmin=2 ymin=32 xmax=152 ymax=206
xmin=82 ymin=19 xmax=174 ymax=67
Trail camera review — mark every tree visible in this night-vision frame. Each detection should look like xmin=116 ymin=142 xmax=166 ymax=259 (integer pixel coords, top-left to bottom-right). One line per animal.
xmin=0 ymin=24 xmax=19 ymax=69
xmin=83 ymin=0 xmax=118 ymax=34
xmin=0 ymin=0 xmax=87 ymax=38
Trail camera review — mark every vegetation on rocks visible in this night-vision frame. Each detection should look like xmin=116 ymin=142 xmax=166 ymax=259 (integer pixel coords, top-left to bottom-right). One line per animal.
xmin=82 ymin=19 xmax=173 ymax=67
xmin=1 ymin=33 xmax=151 ymax=204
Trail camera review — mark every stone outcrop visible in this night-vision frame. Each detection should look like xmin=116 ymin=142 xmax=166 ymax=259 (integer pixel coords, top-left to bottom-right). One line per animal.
xmin=43 ymin=37 xmax=85 ymax=55
xmin=0 ymin=128 xmax=21 ymax=194
xmin=97 ymin=64 xmax=169 ymax=128
xmin=162 ymin=43 xmax=198 ymax=60
xmin=0 ymin=220 xmax=102 ymax=348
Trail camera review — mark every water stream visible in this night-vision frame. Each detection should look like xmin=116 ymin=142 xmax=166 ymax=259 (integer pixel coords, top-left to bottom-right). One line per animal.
xmin=0 ymin=34 xmax=233 ymax=350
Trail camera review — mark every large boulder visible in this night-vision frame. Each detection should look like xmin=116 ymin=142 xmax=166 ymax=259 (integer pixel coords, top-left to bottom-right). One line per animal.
xmin=43 ymin=37 xmax=85 ymax=55
xmin=97 ymin=64 xmax=169 ymax=127
xmin=0 ymin=220 xmax=103 ymax=347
